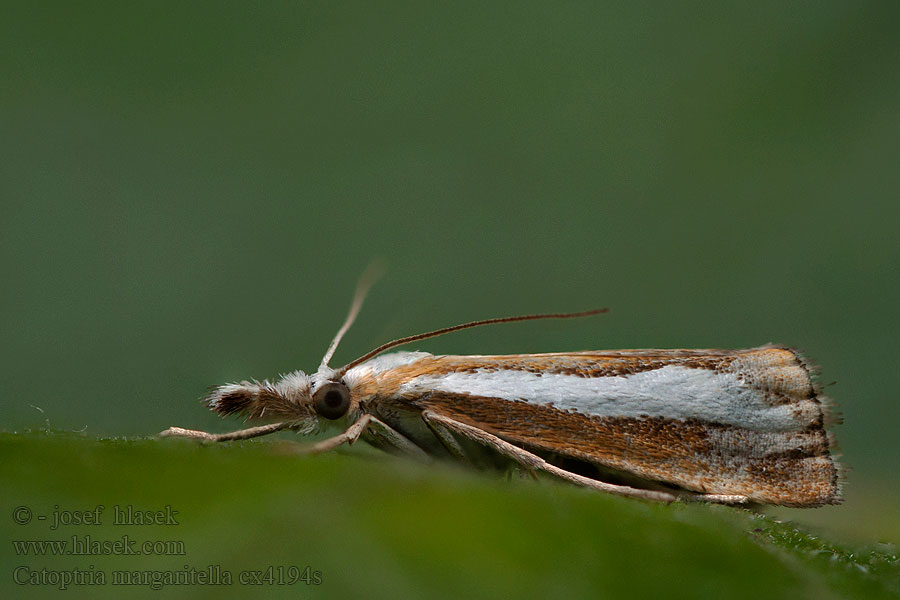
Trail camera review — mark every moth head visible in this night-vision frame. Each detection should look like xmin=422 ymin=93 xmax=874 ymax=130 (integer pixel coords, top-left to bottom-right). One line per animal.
xmin=205 ymin=369 xmax=356 ymax=432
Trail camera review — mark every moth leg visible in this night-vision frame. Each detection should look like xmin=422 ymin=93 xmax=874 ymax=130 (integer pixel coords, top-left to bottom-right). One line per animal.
xmin=422 ymin=414 xmax=470 ymax=463
xmin=424 ymin=413 xmax=537 ymax=480
xmin=159 ymin=422 xmax=291 ymax=443
xmin=421 ymin=411 xmax=677 ymax=503
xmin=360 ymin=418 xmax=431 ymax=462
xmin=289 ymin=414 xmax=429 ymax=462
xmin=685 ymin=493 xmax=751 ymax=505
xmin=507 ymin=465 xmax=540 ymax=482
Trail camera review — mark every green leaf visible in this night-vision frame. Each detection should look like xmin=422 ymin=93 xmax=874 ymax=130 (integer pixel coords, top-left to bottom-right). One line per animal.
xmin=2 ymin=432 xmax=897 ymax=599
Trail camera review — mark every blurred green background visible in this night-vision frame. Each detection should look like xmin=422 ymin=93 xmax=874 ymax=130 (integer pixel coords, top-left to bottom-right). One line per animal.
xmin=2 ymin=1 xmax=899 ymax=595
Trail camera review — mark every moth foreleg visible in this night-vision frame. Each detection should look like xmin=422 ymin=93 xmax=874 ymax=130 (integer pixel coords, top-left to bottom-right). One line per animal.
xmin=292 ymin=414 xmax=429 ymax=462
xmin=159 ymin=422 xmax=291 ymax=443
xmin=421 ymin=411 xmax=678 ymax=503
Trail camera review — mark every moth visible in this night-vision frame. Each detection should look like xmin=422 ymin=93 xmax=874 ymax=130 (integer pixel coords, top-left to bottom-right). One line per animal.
xmin=161 ymin=275 xmax=841 ymax=507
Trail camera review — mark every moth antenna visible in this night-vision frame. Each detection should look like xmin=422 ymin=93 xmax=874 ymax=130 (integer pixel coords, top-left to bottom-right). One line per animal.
xmin=320 ymin=261 xmax=385 ymax=368
xmin=333 ymin=308 xmax=609 ymax=377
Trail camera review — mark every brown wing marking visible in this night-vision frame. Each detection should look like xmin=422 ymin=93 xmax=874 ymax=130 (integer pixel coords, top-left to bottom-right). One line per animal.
xmin=412 ymin=392 xmax=839 ymax=507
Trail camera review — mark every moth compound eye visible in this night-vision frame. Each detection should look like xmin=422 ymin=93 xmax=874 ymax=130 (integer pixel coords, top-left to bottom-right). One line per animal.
xmin=313 ymin=382 xmax=351 ymax=420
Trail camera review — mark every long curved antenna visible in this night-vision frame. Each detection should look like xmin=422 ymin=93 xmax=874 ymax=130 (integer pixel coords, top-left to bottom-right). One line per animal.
xmin=332 ymin=307 xmax=608 ymax=377
xmin=320 ymin=261 xmax=385 ymax=368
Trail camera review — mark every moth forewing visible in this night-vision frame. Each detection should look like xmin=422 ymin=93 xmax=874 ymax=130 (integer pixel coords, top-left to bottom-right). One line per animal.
xmin=347 ymin=347 xmax=841 ymax=507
